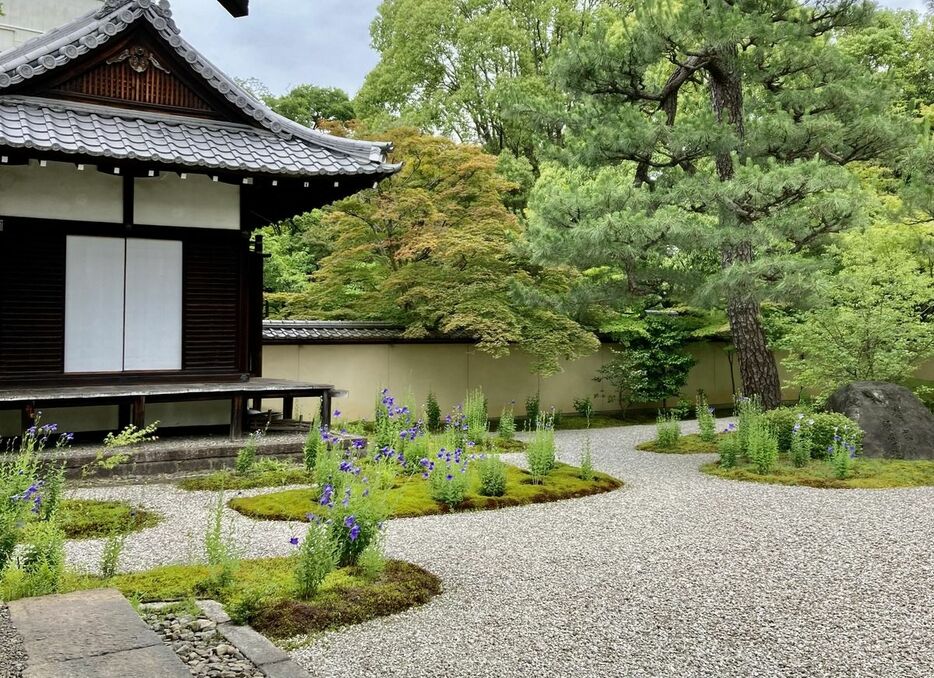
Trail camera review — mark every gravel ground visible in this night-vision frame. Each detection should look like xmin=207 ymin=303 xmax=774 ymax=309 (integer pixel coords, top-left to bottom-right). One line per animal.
xmin=0 ymin=604 xmax=26 ymax=678
xmin=65 ymin=421 xmax=934 ymax=677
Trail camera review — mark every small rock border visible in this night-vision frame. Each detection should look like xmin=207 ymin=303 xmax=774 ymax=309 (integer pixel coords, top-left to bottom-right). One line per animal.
xmin=140 ymin=603 xmax=264 ymax=678
xmin=0 ymin=604 xmax=27 ymax=678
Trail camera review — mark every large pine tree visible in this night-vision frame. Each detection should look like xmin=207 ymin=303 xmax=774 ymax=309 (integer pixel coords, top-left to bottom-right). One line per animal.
xmin=527 ymin=0 xmax=907 ymax=407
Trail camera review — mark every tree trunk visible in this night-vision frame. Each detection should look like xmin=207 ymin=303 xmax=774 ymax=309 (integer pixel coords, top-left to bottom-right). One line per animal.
xmin=708 ymin=48 xmax=783 ymax=409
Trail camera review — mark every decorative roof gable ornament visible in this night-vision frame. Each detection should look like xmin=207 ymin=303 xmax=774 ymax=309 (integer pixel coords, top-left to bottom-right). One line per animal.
xmin=106 ymin=46 xmax=169 ymax=74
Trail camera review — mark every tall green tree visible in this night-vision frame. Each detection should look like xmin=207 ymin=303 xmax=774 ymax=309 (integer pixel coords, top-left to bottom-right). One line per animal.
xmin=272 ymin=128 xmax=599 ymax=375
xmin=357 ymin=0 xmax=618 ymax=167
xmin=265 ymin=85 xmax=355 ymax=128
xmin=527 ymin=0 xmax=907 ymax=408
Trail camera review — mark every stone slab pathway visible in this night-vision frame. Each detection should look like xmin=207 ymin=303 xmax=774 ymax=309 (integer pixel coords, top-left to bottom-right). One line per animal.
xmin=7 ymin=589 xmax=190 ymax=678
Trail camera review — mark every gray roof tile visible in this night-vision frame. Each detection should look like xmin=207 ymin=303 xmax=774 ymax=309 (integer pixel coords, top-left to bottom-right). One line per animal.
xmin=0 ymin=0 xmax=400 ymax=178
xmin=262 ymin=321 xmax=474 ymax=344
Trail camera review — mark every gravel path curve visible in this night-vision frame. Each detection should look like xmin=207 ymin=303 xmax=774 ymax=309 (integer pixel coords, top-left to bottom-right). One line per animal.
xmin=66 ymin=422 xmax=934 ymax=677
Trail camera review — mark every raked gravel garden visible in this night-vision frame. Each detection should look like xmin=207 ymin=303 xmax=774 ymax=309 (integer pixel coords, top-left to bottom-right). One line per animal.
xmin=52 ymin=418 xmax=934 ymax=678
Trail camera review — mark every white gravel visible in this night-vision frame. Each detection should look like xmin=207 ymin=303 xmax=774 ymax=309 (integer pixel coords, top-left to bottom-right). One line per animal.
xmin=65 ymin=422 xmax=934 ymax=677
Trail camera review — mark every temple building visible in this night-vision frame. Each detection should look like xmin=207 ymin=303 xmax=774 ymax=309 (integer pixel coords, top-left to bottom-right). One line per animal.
xmin=0 ymin=0 xmax=397 ymax=437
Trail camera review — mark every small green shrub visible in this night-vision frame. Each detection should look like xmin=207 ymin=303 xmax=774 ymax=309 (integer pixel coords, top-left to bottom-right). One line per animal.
xmin=573 ymin=396 xmax=594 ymax=428
xmin=764 ymin=407 xmax=863 ymax=460
xmin=718 ymin=432 xmax=741 ymax=469
xmin=579 ymin=437 xmax=595 ymax=481
xmin=100 ymin=529 xmax=128 ymax=580
xmin=322 ymin=480 xmax=388 ymax=567
xmin=235 ymin=431 xmax=261 ymax=475
xmin=655 ymin=412 xmax=681 ymax=449
xmin=426 ymin=391 xmax=442 ymax=433
xmin=465 ymin=388 xmax=488 ymax=444
xmin=830 ymin=428 xmax=860 ymax=479
xmin=747 ymin=420 xmax=779 ymax=475
xmin=525 ymin=394 xmax=540 ymax=430
xmin=227 ymin=586 xmax=270 ymax=626
xmin=696 ymin=395 xmax=717 ymax=443
xmin=790 ymin=422 xmax=811 ymax=468
xmin=356 ymin=544 xmax=386 ymax=581
xmin=202 ymin=492 xmax=239 ymax=595
xmin=736 ymin=396 xmax=763 ymax=452
xmin=498 ymin=405 xmax=516 ymax=440
xmin=303 ymin=424 xmax=320 ymax=473
xmin=526 ymin=416 xmax=556 ymax=483
xmin=292 ymin=522 xmax=337 ymax=600
xmin=476 ymin=456 xmax=507 ymax=497
xmin=429 ymin=461 xmax=470 ymax=508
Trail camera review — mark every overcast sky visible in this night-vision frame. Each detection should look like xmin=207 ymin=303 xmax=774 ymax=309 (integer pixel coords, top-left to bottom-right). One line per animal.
xmin=169 ymin=0 xmax=929 ymax=97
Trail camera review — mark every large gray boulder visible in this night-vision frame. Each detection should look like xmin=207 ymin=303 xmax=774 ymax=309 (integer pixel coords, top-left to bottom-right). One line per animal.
xmin=827 ymin=382 xmax=934 ymax=459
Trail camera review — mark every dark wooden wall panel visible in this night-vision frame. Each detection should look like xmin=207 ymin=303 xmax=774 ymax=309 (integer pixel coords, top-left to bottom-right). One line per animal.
xmin=183 ymin=239 xmax=242 ymax=374
xmin=0 ymin=229 xmax=66 ymax=376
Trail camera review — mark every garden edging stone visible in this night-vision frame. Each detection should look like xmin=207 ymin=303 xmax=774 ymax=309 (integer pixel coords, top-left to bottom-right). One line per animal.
xmin=197 ymin=599 xmax=311 ymax=678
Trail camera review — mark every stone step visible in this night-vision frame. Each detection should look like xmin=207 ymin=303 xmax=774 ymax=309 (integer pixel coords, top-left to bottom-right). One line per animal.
xmin=7 ymin=588 xmax=191 ymax=678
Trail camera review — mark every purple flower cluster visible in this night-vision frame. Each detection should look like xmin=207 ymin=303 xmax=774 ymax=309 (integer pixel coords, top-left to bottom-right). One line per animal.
xmin=13 ymin=480 xmax=44 ymax=514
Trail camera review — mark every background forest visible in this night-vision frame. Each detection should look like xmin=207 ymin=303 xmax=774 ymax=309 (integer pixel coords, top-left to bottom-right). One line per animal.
xmin=246 ymin=0 xmax=934 ymax=409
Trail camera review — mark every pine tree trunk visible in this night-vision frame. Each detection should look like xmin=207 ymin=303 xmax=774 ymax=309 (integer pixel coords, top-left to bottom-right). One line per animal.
xmin=708 ymin=48 xmax=783 ymax=409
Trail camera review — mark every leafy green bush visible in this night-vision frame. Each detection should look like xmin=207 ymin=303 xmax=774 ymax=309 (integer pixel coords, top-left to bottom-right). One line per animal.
xmin=100 ymin=529 xmax=128 ymax=580
xmin=235 ymin=431 xmax=261 ymax=474
xmin=465 ymin=388 xmax=488 ymax=444
xmin=426 ymin=391 xmax=442 ymax=433
xmin=718 ymin=431 xmax=741 ymax=468
xmin=696 ymin=395 xmax=716 ymax=443
xmin=201 ymin=492 xmax=239 ymax=595
xmin=476 ymin=456 xmax=507 ymax=497
xmin=579 ymin=437 xmax=595 ymax=481
xmin=526 ymin=417 xmax=556 ymax=483
xmin=292 ymin=522 xmax=337 ymax=600
xmin=303 ymin=424 xmax=320 ymax=473
xmin=429 ymin=460 xmax=470 ymax=508
xmin=525 ymin=393 xmax=540 ymax=430
xmin=321 ymin=479 xmax=389 ymax=567
xmin=573 ymin=396 xmax=594 ymax=427
xmin=790 ymin=425 xmax=811 ymax=468
xmin=747 ymin=419 xmax=779 ymax=475
xmin=655 ymin=412 xmax=681 ymax=449
xmin=497 ymin=405 xmax=516 ymax=440
xmin=763 ymin=408 xmax=862 ymax=459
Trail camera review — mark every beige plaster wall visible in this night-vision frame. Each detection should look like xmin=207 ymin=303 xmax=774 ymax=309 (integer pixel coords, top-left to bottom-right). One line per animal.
xmin=0 ymin=0 xmax=101 ymax=51
xmin=134 ymin=173 xmax=240 ymax=230
xmin=0 ymin=161 xmax=123 ymax=223
xmin=261 ymin=341 xmax=747 ymax=422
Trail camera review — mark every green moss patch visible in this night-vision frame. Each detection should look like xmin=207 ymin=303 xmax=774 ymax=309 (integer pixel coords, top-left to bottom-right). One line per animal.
xmin=229 ymin=463 xmax=622 ymax=522
xmin=702 ymin=456 xmax=934 ymax=489
xmin=553 ymin=413 xmax=655 ymax=430
xmin=64 ymin=557 xmax=440 ymax=638
xmin=251 ymin=560 xmax=441 ymax=639
xmin=177 ymin=468 xmax=313 ymax=492
xmin=60 ymin=499 xmax=161 ymax=540
xmin=636 ymin=433 xmax=721 ymax=454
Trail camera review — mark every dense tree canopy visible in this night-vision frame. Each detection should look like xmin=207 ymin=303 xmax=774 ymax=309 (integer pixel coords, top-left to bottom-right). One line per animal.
xmin=269 ymin=129 xmax=599 ymax=374
xmin=357 ymin=0 xmax=621 ymax=167
xmin=525 ymin=0 xmax=908 ymax=407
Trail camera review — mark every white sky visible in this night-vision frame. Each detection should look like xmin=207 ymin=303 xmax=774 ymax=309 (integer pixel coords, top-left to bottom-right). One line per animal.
xmin=169 ymin=0 xmax=929 ymax=97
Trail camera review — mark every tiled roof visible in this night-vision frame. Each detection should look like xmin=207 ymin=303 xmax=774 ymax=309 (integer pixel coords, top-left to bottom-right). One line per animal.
xmin=0 ymin=0 xmax=399 ymax=177
xmin=263 ymin=321 xmax=472 ymax=344
xmin=0 ymin=96 xmax=390 ymax=176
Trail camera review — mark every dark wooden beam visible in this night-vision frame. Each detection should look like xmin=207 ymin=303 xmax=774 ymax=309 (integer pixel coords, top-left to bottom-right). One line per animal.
xmin=218 ymin=0 xmax=249 ymax=17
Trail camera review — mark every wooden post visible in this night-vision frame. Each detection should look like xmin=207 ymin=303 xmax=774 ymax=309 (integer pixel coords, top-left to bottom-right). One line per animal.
xmin=21 ymin=402 xmax=36 ymax=433
xmin=251 ymin=397 xmax=262 ymax=411
xmin=320 ymin=391 xmax=332 ymax=429
xmin=230 ymin=395 xmax=245 ymax=439
xmin=282 ymin=396 xmax=294 ymax=420
xmin=118 ymin=400 xmax=131 ymax=430
xmin=131 ymin=396 xmax=146 ymax=430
